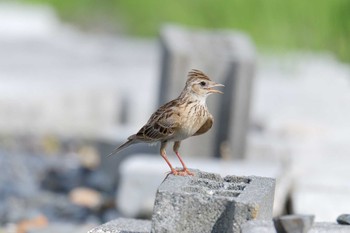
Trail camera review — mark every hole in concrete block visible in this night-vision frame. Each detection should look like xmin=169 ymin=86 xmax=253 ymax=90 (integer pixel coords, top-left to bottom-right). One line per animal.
xmin=182 ymin=185 xmax=241 ymax=198
xmin=180 ymin=174 xmax=251 ymax=199
xmin=190 ymin=179 xmax=224 ymax=190
xmin=197 ymin=172 xmax=223 ymax=182
xmin=182 ymin=186 xmax=207 ymax=195
xmin=223 ymin=182 xmax=246 ymax=191
xmin=224 ymin=176 xmax=251 ymax=184
xmin=214 ymin=190 xmax=241 ymax=198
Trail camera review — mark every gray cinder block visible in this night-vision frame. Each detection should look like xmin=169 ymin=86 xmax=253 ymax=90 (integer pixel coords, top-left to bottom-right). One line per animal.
xmin=87 ymin=218 xmax=151 ymax=233
xmin=151 ymin=169 xmax=275 ymax=233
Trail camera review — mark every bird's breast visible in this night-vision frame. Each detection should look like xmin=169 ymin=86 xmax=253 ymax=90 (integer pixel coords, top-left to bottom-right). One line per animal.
xmin=172 ymin=105 xmax=209 ymax=141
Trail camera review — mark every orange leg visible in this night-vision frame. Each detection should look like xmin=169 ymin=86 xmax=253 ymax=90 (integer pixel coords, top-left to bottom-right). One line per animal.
xmin=160 ymin=141 xmax=178 ymax=175
xmin=173 ymin=141 xmax=194 ymax=176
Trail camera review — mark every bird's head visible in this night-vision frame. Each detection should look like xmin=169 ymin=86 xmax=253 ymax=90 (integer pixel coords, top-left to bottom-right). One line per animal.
xmin=184 ymin=69 xmax=224 ymax=98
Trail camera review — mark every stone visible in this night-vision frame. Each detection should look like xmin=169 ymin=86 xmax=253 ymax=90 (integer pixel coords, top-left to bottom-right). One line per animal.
xmin=84 ymin=169 xmax=114 ymax=194
xmin=101 ymin=209 xmax=121 ymax=223
xmin=273 ymin=215 xmax=314 ymax=233
xmin=41 ymin=168 xmax=79 ymax=193
xmin=87 ymin=218 xmax=151 ymax=233
xmin=78 ymin=146 xmax=100 ymax=170
xmin=16 ymin=214 xmax=48 ymax=233
xmin=0 ymin=152 xmax=40 ymax=200
xmin=36 ymin=191 xmax=91 ymax=222
xmin=0 ymin=181 xmax=74 ymax=225
xmin=151 ymin=169 xmax=275 ymax=233
xmin=0 ymin=152 xmax=47 ymax=224
xmin=0 ymin=149 xmax=114 ymax=224
xmin=337 ymin=214 xmax=350 ymax=225
xmin=69 ymin=187 xmax=102 ymax=209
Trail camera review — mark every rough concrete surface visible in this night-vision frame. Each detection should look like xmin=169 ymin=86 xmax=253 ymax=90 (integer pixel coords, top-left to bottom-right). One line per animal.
xmin=151 ymin=169 xmax=275 ymax=233
xmin=87 ymin=218 xmax=151 ymax=233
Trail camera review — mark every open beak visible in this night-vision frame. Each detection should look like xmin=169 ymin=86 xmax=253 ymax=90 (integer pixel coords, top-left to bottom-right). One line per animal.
xmin=207 ymin=82 xmax=224 ymax=94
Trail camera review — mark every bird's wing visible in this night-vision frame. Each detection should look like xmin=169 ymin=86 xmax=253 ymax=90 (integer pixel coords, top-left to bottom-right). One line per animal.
xmin=193 ymin=115 xmax=213 ymax=136
xmin=136 ymin=100 xmax=181 ymax=141
xmin=136 ymin=121 xmax=178 ymax=141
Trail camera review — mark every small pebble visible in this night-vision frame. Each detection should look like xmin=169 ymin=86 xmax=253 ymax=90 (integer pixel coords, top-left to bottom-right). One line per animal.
xmin=337 ymin=214 xmax=350 ymax=225
xmin=273 ymin=214 xmax=314 ymax=233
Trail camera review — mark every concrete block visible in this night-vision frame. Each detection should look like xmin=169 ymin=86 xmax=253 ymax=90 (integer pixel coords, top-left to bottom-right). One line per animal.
xmin=87 ymin=218 xmax=151 ymax=233
xmin=117 ymin=154 xmax=288 ymax=219
xmin=151 ymin=169 xmax=275 ymax=233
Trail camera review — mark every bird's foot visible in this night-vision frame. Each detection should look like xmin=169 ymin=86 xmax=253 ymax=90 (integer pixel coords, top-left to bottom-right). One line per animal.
xmin=175 ymin=168 xmax=194 ymax=176
xmin=167 ymin=169 xmax=179 ymax=176
xmin=167 ymin=168 xmax=194 ymax=176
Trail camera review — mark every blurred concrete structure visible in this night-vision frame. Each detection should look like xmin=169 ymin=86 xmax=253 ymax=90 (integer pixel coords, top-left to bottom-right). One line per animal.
xmin=159 ymin=25 xmax=256 ymax=159
xmin=0 ymin=2 xmax=158 ymax=141
xmin=251 ymin=54 xmax=350 ymax=222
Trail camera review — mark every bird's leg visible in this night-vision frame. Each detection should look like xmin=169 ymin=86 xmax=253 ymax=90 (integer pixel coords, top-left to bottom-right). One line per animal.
xmin=160 ymin=141 xmax=178 ymax=175
xmin=173 ymin=141 xmax=194 ymax=176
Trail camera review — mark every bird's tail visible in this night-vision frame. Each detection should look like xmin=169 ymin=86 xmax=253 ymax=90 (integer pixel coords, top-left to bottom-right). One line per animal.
xmin=107 ymin=135 xmax=138 ymax=157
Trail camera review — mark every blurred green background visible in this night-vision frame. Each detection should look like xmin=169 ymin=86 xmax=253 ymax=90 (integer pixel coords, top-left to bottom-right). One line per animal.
xmin=22 ymin=0 xmax=350 ymax=62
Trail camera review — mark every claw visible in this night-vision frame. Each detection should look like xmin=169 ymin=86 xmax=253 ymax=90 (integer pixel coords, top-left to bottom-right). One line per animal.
xmin=175 ymin=168 xmax=194 ymax=176
xmin=166 ymin=168 xmax=178 ymax=176
xmin=166 ymin=168 xmax=194 ymax=176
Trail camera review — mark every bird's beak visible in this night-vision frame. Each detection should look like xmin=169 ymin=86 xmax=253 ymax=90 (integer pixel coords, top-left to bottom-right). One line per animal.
xmin=207 ymin=82 xmax=224 ymax=94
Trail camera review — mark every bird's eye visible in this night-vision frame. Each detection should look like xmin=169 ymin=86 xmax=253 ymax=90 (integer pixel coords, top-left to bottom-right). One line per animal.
xmin=200 ymin=81 xmax=206 ymax=86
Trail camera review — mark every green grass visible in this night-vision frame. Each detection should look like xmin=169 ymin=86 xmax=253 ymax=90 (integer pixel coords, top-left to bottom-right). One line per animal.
xmin=20 ymin=0 xmax=350 ymax=62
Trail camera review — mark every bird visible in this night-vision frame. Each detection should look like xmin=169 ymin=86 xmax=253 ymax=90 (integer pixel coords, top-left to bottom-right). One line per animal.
xmin=108 ymin=69 xmax=224 ymax=176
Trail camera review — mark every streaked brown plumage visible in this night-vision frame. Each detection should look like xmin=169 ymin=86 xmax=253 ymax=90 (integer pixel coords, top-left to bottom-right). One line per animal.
xmin=108 ymin=69 xmax=224 ymax=176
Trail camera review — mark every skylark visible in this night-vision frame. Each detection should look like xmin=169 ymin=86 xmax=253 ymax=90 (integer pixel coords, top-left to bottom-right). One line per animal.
xmin=108 ymin=69 xmax=224 ymax=176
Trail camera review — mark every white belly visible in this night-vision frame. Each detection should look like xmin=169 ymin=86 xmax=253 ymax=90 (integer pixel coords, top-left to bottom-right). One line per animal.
xmin=170 ymin=116 xmax=207 ymax=141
